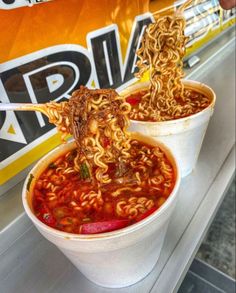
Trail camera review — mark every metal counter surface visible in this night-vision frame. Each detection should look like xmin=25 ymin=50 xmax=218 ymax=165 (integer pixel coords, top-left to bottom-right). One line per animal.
xmin=0 ymin=34 xmax=235 ymax=293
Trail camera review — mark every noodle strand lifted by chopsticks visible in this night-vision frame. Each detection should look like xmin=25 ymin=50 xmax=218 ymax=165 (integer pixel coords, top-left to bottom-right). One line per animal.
xmin=131 ymin=0 xmax=211 ymax=121
xmin=45 ymin=86 xmax=131 ymax=184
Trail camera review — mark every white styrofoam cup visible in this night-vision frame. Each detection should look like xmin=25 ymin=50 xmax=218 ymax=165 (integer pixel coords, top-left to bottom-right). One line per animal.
xmin=22 ymin=132 xmax=181 ymax=288
xmin=120 ymin=80 xmax=216 ymax=177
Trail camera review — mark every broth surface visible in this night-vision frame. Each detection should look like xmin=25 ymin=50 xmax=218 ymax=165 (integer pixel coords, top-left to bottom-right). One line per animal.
xmin=127 ymin=88 xmax=211 ymax=122
xmin=32 ymin=139 xmax=175 ymax=234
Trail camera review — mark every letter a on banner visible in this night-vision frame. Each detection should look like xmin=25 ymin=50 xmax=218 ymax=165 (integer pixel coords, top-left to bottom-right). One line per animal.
xmin=0 ymin=109 xmax=27 ymax=144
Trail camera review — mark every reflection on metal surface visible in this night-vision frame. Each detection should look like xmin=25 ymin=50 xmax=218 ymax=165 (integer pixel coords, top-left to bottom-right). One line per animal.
xmin=149 ymin=0 xmax=236 ymax=55
xmin=185 ymin=55 xmax=201 ymax=68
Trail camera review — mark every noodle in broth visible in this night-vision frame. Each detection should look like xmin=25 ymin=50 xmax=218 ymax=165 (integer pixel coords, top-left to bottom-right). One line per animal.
xmin=32 ymin=87 xmax=176 ymax=234
xmin=130 ymin=0 xmax=211 ymax=121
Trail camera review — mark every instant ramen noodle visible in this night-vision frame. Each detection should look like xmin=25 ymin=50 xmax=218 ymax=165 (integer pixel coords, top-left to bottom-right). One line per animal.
xmin=32 ymin=87 xmax=176 ymax=234
xmin=128 ymin=0 xmax=212 ymax=122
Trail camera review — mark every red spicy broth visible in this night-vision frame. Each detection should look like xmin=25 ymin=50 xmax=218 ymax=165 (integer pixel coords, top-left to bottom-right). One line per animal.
xmin=126 ymin=88 xmax=212 ymax=122
xmin=32 ymin=139 xmax=176 ymax=234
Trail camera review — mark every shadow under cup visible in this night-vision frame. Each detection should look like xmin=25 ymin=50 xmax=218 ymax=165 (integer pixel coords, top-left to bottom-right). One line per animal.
xmin=22 ymin=132 xmax=181 ymax=288
xmin=120 ymin=80 xmax=216 ymax=177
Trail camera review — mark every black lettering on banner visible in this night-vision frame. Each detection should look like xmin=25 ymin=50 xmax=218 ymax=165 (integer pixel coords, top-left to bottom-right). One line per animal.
xmin=2 ymin=0 xmax=15 ymax=4
xmin=0 ymin=102 xmax=6 ymax=129
xmin=0 ymin=0 xmax=49 ymax=8
xmin=88 ymin=26 xmax=123 ymax=89
xmin=27 ymin=0 xmax=49 ymax=3
xmin=123 ymin=16 xmax=152 ymax=83
xmin=88 ymin=14 xmax=153 ymax=89
xmin=0 ymin=50 xmax=91 ymax=162
xmin=26 ymin=51 xmax=91 ymax=103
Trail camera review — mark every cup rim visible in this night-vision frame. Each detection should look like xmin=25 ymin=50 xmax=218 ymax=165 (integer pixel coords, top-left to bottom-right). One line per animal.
xmin=22 ymin=133 xmax=181 ymax=242
xmin=121 ymin=79 xmax=216 ymax=125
